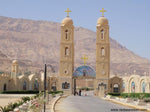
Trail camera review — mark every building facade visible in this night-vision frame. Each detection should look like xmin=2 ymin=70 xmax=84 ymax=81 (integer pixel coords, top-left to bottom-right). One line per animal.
xmin=109 ymin=74 xmax=150 ymax=93
xmin=0 ymin=60 xmax=58 ymax=92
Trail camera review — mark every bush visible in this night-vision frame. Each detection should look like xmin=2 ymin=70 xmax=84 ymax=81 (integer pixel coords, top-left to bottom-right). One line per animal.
xmin=1 ymin=93 xmax=41 ymax=112
xmin=108 ymin=93 xmax=121 ymax=96
xmin=78 ymin=87 xmax=94 ymax=91
xmin=121 ymin=93 xmax=150 ymax=99
xmin=49 ymin=91 xmax=63 ymax=94
xmin=22 ymin=96 xmax=30 ymax=102
xmin=1 ymin=90 xmax=39 ymax=94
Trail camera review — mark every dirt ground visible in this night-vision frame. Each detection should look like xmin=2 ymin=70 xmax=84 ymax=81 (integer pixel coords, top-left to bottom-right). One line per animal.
xmin=0 ymin=97 xmax=21 ymax=107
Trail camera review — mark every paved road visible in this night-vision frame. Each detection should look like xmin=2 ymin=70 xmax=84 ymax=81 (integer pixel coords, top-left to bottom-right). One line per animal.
xmin=55 ymin=92 xmax=134 ymax=112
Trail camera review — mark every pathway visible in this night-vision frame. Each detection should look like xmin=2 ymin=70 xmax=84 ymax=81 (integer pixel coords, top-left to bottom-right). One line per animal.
xmin=55 ymin=92 xmax=134 ymax=112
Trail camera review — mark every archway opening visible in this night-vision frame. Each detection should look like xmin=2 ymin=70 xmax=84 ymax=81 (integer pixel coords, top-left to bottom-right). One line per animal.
xmin=34 ymin=81 xmax=39 ymax=91
xmin=131 ymin=82 xmax=135 ymax=93
xmin=113 ymin=83 xmax=119 ymax=93
xmin=51 ymin=82 xmax=57 ymax=91
xmin=23 ymin=81 xmax=27 ymax=90
xmin=142 ymin=82 xmax=146 ymax=93
xmin=3 ymin=84 xmax=7 ymax=91
xmin=73 ymin=65 xmax=96 ymax=93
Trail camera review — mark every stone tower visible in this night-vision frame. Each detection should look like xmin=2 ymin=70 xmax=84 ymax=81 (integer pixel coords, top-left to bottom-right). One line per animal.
xmin=58 ymin=9 xmax=74 ymax=95
xmin=11 ymin=60 xmax=19 ymax=85
xmin=95 ymin=9 xmax=110 ymax=97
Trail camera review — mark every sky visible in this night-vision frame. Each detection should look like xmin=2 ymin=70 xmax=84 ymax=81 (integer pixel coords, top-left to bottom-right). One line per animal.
xmin=0 ymin=0 xmax=150 ymax=60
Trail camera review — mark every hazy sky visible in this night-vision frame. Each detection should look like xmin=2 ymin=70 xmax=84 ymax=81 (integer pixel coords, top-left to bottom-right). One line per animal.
xmin=0 ymin=0 xmax=150 ymax=60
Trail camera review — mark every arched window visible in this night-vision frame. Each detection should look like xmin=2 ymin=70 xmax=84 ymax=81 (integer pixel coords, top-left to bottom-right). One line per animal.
xmin=65 ymin=47 xmax=69 ymax=56
xmin=101 ymin=30 xmax=104 ymax=40
xmin=101 ymin=47 xmax=105 ymax=56
xmin=122 ymin=82 xmax=125 ymax=92
xmin=65 ymin=29 xmax=68 ymax=40
xmin=142 ymin=82 xmax=146 ymax=93
xmin=3 ymin=84 xmax=7 ymax=91
xmin=131 ymin=82 xmax=135 ymax=93
xmin=23 ymin=81 xmax=27 ymax=90
xmin=113 ymin=84 xmax=119 ymax=93
xmin=34 ymin=81 xmax=39 ymax=91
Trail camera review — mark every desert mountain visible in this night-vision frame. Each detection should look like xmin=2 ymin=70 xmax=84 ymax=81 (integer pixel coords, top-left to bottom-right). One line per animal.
xmin=0 ymin=16 xmax=149 ymax=76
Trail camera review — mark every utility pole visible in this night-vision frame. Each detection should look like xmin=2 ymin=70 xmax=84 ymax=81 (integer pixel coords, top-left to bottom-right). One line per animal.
xmin=44 ymin=64 xmax=47 ymax=112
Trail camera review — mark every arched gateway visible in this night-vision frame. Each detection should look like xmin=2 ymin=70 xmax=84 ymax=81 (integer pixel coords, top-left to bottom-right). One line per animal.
xmin=73 ymin=65 xmax=96 ymax=92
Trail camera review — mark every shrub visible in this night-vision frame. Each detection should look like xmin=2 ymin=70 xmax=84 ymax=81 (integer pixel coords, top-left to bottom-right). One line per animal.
xmin=22 ymin=96 xmax=30 ymax=102
xmin=108 ymin=93 xmax=121 ymax=96
xmin=1 ymin=90 xmax=39 ymax=94
xmin=49 ymin=91 xmax=63 ymax=94
xmin=120 ymin=93 xmax=150 ymax=98
xmin=77 ymin=87 xmax=94 ymax=91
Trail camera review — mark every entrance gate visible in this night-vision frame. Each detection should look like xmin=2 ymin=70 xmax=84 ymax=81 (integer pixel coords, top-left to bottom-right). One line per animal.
xmin=73 ymin=65 xmax=96 ymax=94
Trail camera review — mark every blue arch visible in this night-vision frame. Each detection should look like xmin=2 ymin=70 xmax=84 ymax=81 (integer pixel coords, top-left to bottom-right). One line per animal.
xmin=73 ymin=65 xmax=96 ymax=77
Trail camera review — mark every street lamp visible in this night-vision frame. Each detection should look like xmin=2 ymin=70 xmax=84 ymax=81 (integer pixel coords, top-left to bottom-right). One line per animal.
xmin=43 ymin=63 xmax=55 ymax=112
xmin=44 ymin=64 xmax=47 ymax=112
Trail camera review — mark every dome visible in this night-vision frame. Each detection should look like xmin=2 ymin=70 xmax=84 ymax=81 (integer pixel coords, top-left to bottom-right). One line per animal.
xmin=73 ymin=65 xmax=96 ymax=78
xmin=62 ymin=17 xmax=73 ymax=25
xmin=12 ymin=60 xmax=18 ymax=64
xmin=97 ymin=17 xmax=108 ymax=25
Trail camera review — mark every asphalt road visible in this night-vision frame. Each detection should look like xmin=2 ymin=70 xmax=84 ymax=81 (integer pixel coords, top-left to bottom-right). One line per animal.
xmin=55 ymin=92 xmax=135 ymax=112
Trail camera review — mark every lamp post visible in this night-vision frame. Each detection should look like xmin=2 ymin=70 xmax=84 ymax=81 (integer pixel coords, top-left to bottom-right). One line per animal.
xmin=44 ymin=64 xmax=47 ymax=112
xmin=43 ymin=63 xmax=55 ymax=111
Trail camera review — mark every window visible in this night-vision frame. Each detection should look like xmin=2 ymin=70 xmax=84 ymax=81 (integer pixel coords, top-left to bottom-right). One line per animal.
xmin=101 ymin=47 xmax=105 ymax=56
xmin=65 ymin=30 xmax=68 ymax=40
xmin=23 ymin=81 xmax=27 ymax=90
xmin=34 ymin=81 xmax=39 ymax=91
xmin=62 ymin=82 xmax=70 ymax=89
xmin=101 ymin=30 xmax=104 ymax=40
xmin=122 ymin=82 xmax=125 ymax=92
xmin=131 ymin=82 xmax=135 ymax=93
xmin=142 ymin=82 xmax=146 ymax=93
xmin=65 ymin=47 xmax=69 ymax=56
xmin=64 ymin=70 xmax=68 ymax=74
xmin=113 ymin=84 xmax=119 ymax=93
xmin=3 ymin=84 xmax=7 ymax=91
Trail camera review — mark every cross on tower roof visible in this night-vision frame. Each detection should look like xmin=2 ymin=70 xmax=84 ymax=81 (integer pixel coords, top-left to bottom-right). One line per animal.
xmin=100 ymin=8 xmax=107 ymax=17
xmin=65 ymin=8 xmax=72 ymax=17
xmin=81 ymin=55 xmax=88 ymax=66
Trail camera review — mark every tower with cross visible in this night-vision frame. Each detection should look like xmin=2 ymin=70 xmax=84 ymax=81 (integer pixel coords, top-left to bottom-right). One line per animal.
xmin=58 ymin=8 xmax=74 ymax=95
xmin=95 ymin=8 xmax=110 ymax=97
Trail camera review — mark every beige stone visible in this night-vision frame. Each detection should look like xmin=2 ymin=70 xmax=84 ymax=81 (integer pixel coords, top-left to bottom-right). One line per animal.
xmin=58 ymin=16 xmax=74 ymax=95
xmin=94 ymin=15 xmax=110 ymax=97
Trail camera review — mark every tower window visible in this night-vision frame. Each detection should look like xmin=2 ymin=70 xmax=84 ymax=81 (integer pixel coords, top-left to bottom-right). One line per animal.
xmin=65 ymin=47 xmax=69 ymax=56
xmin=65 ymin=30 xmax=69 ymax=40
xmin=64 ymin=70 xmax=68 ymax=74
xmin=101 ymin=30 xmax=104 ymax=40
xmin=101 ymin=47 xmax=105 ymax=56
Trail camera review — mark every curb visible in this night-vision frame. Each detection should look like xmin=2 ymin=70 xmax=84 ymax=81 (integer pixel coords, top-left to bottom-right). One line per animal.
xmin=102 ymin=98 xmax=150 ymax=112
xmin=51 ymin=95 xmax=68 ymax=112
xmin=50 ymin=96 xmax=61 ymax=112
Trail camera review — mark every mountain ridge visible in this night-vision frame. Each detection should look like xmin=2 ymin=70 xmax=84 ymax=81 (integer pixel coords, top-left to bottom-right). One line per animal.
xmin=0 ymin=16 xmax=149 ymax=76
